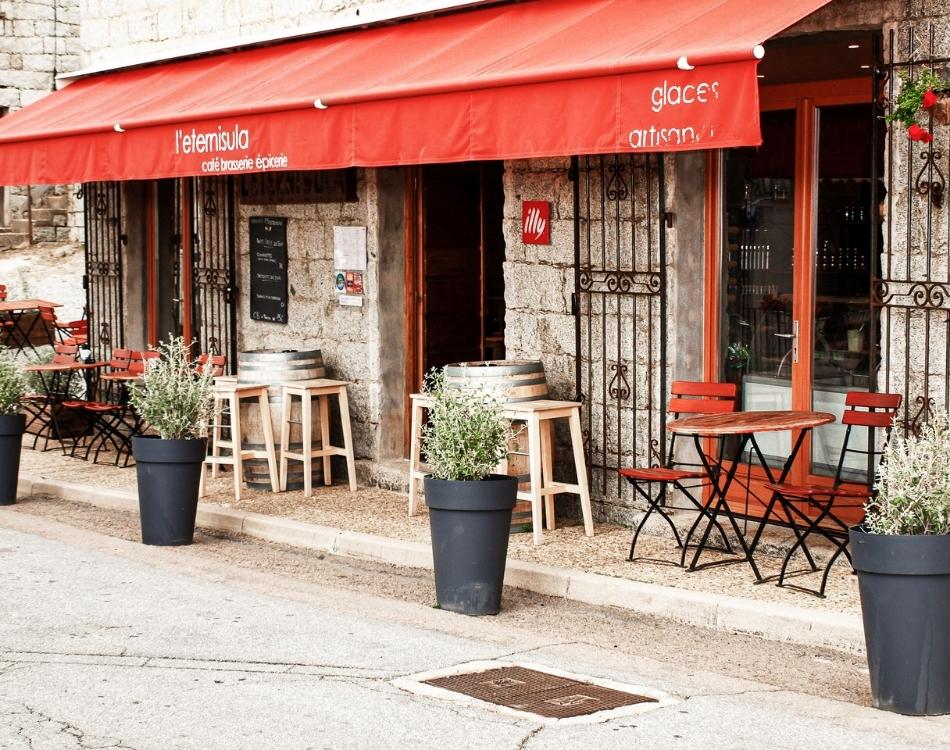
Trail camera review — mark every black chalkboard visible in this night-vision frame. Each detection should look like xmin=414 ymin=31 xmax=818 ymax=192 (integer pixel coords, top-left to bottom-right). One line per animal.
xmin=249 ymin=216 xmax=288 ymax=324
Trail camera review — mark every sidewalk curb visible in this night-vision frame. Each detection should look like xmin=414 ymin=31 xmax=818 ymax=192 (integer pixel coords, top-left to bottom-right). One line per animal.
xmin=16 ymin=474 xmax=865 ymax=653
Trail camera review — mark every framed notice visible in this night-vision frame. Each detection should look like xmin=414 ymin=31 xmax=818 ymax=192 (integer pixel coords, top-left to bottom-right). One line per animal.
xmin=249 ymin=216 xmax=289 ymax=324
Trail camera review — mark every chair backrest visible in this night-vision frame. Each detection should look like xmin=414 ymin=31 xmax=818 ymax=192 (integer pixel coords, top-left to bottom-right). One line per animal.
xmin=38 ymin=305 xmax=57 ymax=323
xmin=668 ymin=381 xmax=738 ymax=417
xmin=108 ymin=348 xmax=133 ymax=372
xmin=833 ymin=391 xmax=902 ymax=488
xmin=0 ymin=285 xmax=6 ymax=301
xmin=195 ymin=353 xmax=226 ymax=378
xmin=51 ymin=343 xmax=78 ymax=364
xmin=127 ymin=350 xmax=160 ymax=376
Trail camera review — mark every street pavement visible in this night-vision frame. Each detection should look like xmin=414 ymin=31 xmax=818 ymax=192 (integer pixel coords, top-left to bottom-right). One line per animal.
xmin=1 ymin=507 xmax=949 ymax=749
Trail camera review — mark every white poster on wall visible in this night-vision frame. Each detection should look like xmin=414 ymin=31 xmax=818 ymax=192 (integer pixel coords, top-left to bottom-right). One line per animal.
xmin=333 ymin=226 xmax=367 ymax=271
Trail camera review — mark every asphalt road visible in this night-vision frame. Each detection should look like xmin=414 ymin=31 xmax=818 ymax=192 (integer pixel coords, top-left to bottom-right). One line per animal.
xmin=1 ymin=497 xmax=948 ymax=749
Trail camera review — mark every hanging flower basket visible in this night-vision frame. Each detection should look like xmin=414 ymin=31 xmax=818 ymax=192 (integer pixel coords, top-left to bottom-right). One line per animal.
xmin=886 ymin=70 xmax=949 ymax=142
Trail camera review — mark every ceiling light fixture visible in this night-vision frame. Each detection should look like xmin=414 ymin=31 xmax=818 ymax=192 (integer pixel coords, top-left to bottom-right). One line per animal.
xmin=848 ymin=43 xmax=861 ymax=49
xmin=860 ymin=64 xmax=871 ymax=69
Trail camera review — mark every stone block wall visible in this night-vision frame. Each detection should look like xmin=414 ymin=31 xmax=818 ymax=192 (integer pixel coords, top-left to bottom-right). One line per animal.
xmin=80 ymin=0 xmax=483 ymax=67
xmin=234 ymin=168 xmax=405 ymax=462
xmin=0 ymin=0 xmax=82 ymax=240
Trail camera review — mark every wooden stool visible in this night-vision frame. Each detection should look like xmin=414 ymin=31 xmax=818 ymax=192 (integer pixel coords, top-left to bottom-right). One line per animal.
xmin=408 ymin=394 xmax=594 ymax=545
xmin=279 ymin=378 xmax=357 ymax=496
xmin=199 ymin=381 xmax=279 ymax=500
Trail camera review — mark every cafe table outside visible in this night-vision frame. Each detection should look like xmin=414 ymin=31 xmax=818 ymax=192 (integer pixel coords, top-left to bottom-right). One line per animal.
xmin=22 ymin=359 xmax=106 ymax=449
xmin=0 ymin=299 xmax=62 ymax=356
xmin=668 ymin=410 xmax=835 ymax=583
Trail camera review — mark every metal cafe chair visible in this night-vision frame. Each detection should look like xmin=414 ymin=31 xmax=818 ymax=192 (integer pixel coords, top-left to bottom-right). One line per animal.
xmin=765 ymin=391 xmax=902 ymax=597
xmin=195 ymin=353 xmax=226 ymax=377
xmin=63 ymin=348 xmax=134 ymax=465
xmin=619 ymin=381 xmax=738 ymax=566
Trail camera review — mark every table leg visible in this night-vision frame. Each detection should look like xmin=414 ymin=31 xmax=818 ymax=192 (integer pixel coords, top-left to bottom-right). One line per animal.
xmin=746 ymin=431 xmax=818 ymax=574
xmin=687 ymin=433 xmax=764 ymax=581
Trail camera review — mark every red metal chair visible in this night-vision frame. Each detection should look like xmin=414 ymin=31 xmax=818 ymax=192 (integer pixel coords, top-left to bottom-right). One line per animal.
xmin=766 ymin=391 xmax=902 ymax=597
xmin=195 ymin=353 xmax=226 ymax=377
xmin=63 ymin=349 xmax=134 ymax=464
xmin=619 ymin=380 xmax=738 ymax=566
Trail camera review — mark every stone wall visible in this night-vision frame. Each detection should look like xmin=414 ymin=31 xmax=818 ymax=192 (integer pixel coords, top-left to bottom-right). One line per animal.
xmin=79 ymin=0 xmax=483 ymax=67
xmin=234 ymin=168 xmax=405 ymax=463
xmin=0 ymin=0 xmax=82 ymax=240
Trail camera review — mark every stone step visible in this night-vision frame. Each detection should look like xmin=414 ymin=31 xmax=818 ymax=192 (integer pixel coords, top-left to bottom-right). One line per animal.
xmin=0 ymin=232 xmax=29 ymax=249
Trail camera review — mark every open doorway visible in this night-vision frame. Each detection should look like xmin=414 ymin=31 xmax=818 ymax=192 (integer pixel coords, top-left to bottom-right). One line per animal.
xmin=405 ymin=161 xmax=506 ymax=444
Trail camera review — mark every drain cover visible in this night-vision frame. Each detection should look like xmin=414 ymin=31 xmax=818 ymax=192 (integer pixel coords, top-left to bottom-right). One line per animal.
xmin=423 ymin=664 xmax=657 ymax=720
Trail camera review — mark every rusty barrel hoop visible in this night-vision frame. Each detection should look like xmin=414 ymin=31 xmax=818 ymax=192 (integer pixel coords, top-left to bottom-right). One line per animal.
xmin=237 ymin=349 xmax=326 ymax=491
xmin=443 ymin=359 xmax=548 ymax=532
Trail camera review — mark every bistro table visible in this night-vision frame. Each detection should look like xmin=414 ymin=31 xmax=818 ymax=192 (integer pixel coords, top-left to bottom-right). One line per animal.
xmin=668 ymin=410 xmax=835 ymax=582
xmin=23 ymin=360 xmax=105 ymax=448
xmin=0 ymin=299 xmax=62 ymax=356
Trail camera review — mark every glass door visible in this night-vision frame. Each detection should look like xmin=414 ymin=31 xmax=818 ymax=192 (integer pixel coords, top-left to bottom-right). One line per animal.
xmin=717 ymin=100 xmax=878 ymax=502
xmin=810 ymin=103 xmax=879 ymax=484
xmin=721 ymin=110 xmax=797 ymax=471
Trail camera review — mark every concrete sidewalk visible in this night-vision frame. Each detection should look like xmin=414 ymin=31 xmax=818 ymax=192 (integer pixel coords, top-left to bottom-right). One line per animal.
xmin=15 ymin=472 xmax=865 ymax=654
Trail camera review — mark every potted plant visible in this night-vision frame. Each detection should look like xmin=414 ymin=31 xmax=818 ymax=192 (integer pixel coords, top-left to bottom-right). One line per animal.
xmin=422 ymin=368 xmax=517 ymax=615
xmin=0 ymin=355 xmax=27 ymax=506
xmin=850 ymin=411 xmax=950 ymax=715
xmin=129 ymin=337 xmax=214 ymax=546
xmin=886 ymin=69 xmax=949 ymax=143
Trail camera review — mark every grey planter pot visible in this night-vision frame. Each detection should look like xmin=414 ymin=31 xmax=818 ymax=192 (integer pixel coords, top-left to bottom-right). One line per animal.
xmin=133 ymin=436 xmax=207 ymax=546
xmin=424 ymin=474 xmax=518 ymax=615
xmin=850 ymin=525 xmax=950 ymax=715
xmin=0 ymin=413 xmax=26 ymax=505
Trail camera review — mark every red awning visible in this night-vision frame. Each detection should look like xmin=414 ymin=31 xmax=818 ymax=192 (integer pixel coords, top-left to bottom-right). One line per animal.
xmin=0 ymin=0 xmax=831 ymax=185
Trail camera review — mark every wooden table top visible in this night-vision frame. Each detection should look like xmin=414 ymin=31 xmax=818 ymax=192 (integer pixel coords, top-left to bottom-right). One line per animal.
xmin=0 ymin=299 xmax=62 ymax=312
xmin=24 ymin=361 xmax=103 ymax=372
xmin=668 ymin=410 xmax=836 ymax=436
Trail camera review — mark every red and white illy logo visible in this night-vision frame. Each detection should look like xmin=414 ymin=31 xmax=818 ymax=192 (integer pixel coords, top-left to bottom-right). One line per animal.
xmin=522 ymin=201 xmax=550 ymax=244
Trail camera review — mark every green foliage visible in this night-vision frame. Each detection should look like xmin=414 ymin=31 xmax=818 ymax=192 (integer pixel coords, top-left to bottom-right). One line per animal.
xmin=726 ymin=341 xmax=750 ymax=370
xmin=128 ymin=336 xmax=214 ymax=441
xmin=0 ymin=354 xmax=26 ymax=416
xmin=886 ymin=69 xmax=947 ymax=127
xmin=421 ymin=368 xmax=514 ymax=482
xmin=866 ymin=411 xmax=950 ymax=535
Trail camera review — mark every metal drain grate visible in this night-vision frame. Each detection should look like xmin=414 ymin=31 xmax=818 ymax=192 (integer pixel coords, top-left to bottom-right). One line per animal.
xmin=424 ymin=665 xmax=656 ymax=719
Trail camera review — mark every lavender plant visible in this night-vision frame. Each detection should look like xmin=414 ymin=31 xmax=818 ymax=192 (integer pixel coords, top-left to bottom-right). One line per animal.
xmin=866 ymin=411 xmax=950 ymax=535
xmin=0 ymin=354 xmax=25 ymax=416
xmin=421 ymin=368 xmax=513 ymax=481
xmin=128 ymin=337 xmax=215 ymax=441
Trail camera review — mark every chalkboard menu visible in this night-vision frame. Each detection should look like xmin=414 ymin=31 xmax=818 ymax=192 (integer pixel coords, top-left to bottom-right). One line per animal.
xmin=249 ymin=216 xmax=289 ymax=324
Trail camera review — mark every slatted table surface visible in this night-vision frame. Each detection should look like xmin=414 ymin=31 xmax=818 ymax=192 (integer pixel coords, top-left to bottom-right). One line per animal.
xmin=668 ymin=410 xmax=835 ymax=436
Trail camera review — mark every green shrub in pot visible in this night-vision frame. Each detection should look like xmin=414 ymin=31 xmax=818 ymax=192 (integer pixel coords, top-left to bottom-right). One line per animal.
xmin=851 ymin=411 xmax=950 ymax=715
xmin=129 ymin=336 xmax=215 ymax=546
xmin=0 ymin=354 xmax=27 ymax=505
xmin=422 ymin=367 xmax=518 ymax=615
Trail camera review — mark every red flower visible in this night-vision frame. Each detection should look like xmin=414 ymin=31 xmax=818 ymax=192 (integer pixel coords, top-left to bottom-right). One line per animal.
xmin=908 ymin=123 xmax=934 ymax=142
xmin=922 ymin=89 xmax=939 ymax=109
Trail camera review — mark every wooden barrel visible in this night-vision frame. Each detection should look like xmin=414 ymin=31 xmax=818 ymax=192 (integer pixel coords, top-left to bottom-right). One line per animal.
xmin=444 ymin=360 xmax=547 ymax=532
xmin=237 ymin=349 xmax=326 ymax=491
xmin=444 ymin=360 xmax=548 ymax=403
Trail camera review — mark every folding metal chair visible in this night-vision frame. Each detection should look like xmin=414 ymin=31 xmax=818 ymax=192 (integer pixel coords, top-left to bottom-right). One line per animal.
xmin=195 ymin=353 xmax=226 ymax=377
xmin=766 ymin=391 xmax=902 ymax=597
xmin=619 ymin=381 xmax=738 ymax=566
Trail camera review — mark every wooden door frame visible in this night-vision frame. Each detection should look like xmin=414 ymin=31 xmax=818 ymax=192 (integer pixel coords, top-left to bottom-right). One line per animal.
xmin=702 ymin=77 xmax=874 ymax=509
xmin=404 ymin=166 xmax=423 ymax=454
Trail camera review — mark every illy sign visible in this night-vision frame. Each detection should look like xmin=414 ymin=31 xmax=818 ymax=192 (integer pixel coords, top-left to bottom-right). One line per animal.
xmin=522 ymin=201 xmax=550 ymax=245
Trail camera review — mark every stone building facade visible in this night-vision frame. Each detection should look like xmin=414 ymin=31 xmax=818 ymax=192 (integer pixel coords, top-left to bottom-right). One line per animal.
xmin=12 ymin=0 xmax=950 ymax=523
xmin=0 ymin=0 xmax=81 ymax=243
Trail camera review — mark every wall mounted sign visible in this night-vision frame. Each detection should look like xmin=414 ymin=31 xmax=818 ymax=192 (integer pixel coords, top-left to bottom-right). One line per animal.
xmin=333 ymin=226 xmax=367 ymax=270
xmin=249 ymin=216 xmax=289 ymax=324
xmin=240 ymin=169 xmax=357 ymax=205
xmin=522 ymin=201 xmax=550 ymax=245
